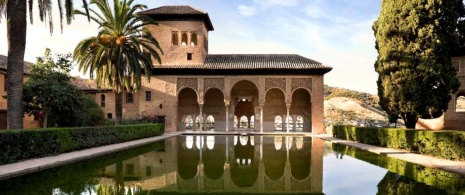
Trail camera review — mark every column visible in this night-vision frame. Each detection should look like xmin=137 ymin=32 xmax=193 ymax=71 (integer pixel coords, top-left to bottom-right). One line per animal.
xmin=260 ymin=103 xmax=264 ymax=133
xmin=199 ymin=104 xmax=203 ymax=132
xmin=225 ymin=106 xmax=230 ymax=132
xmin=286 ymin=103 xmax=291 ymax=133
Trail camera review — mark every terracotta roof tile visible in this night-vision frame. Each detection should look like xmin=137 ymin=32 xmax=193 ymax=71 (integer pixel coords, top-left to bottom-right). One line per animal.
xmin=0 ymin=54 xmax=33 ymax=73
xmin=138 ymin=5 xmax=214 ymax=31
xmin=154 ymin=54 xmax=332 ymax=70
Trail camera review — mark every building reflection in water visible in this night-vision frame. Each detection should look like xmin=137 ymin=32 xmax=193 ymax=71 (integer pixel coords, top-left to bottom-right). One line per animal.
xmin=97 ymin=135 xmax=324 ymax=194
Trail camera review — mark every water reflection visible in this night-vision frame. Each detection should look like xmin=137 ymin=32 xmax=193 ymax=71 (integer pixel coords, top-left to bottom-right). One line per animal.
xmin=1 ymin=136 xmax=465 ymax=194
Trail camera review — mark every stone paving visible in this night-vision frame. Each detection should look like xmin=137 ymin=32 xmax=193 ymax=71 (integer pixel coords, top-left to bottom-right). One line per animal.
xmin=1 ymin=131 xmax=465 ymax=181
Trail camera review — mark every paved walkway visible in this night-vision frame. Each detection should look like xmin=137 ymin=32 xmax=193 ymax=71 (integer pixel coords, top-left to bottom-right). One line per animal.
xmin=1 ymin=131 xmax=465 ymax=180
xmin=315 ymin=134 xmax=465 ymax=175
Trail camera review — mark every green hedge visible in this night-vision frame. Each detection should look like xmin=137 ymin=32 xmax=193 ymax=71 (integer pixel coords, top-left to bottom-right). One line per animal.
xmin=0 ymin=124 xmax=164 ymax=165
xmin=333 ymin=125 xmax=465 ymax=161
xmin=332 ymin=143 xmax=465 ymax=193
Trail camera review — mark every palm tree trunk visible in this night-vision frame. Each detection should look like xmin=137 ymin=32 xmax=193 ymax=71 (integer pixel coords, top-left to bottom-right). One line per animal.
xmin=115 ymin=91 xmax=123 ymax=125
xmin=6 ymin=0 xmax=27 ymax=129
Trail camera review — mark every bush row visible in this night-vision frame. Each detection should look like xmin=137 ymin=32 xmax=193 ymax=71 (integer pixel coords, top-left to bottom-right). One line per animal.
xmin=0 ymin=124 xmax=164 ymax=165
xmin=332 ymin=143 xmax=465 ymax=193
xmin=333 ymin=125 xmax=465 ymax=161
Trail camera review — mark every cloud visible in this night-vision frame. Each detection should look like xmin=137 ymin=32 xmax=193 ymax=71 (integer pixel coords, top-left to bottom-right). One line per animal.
xmin=238 ymin=5 xmax=257 ymax=17
xmin=253 ymin=0 xmax=300 ymax=7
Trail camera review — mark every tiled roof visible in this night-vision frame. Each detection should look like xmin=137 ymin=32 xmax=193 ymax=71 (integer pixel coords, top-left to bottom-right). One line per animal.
xmin=138 ymin=5 xmax=214 ymax=31
xmin=0 ymin=54 xmax=33 ymax=73
xmin=71 ymin=77 xmax=112 ymax=91
xmin=154 ymin=54 xmax=332 ymax=70
xmin=138 ymin=5 xmax=207 ymax=15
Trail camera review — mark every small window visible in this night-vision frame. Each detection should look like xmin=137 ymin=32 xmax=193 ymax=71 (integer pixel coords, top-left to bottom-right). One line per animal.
xmin=33 ymin=113 xmax=39 ymax=121
xmin=126 ymin=92 xmax=133 ymax=103
xmin=126 ymin=164 xmax=134 ymax=175
xmin=187 ymin=53 xmax=192 ymax=61
xmin=453 ymin=61 xmax=460 ymax=74
xmin=181 ymin=33 xmax=188 ymax=46
xmin=172 ymin=31 xmax=179 ymax=45
xmin=145 ymin=91 xmax=151 ymax=101
xmin=100 ymin=94 xmax=105 ymax=107
xmin=190 ymin=33 xmax=197 ymax=46
xmin=146 ymin=166 xmax=152 ymax=177
xmin=4 ymin=75 xmax=7 ymax=92
xmin=107 ymin=113 xmax=113 ymax=119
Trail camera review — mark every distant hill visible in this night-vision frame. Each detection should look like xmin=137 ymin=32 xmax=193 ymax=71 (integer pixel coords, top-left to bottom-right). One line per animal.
xmin=323 ymin=85 xmax=401 ymax=130
xmin=324 ymin=85 xmax=381 ymax=111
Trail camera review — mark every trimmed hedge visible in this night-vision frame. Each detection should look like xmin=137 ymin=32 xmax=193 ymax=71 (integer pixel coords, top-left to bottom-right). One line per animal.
xmin=0 ymin=124 xmax=164 ymax=165
xmin=332 ymin=143 xmax=465 ymax=193
xmin=333 ymin=125 xmax=465 ymax=161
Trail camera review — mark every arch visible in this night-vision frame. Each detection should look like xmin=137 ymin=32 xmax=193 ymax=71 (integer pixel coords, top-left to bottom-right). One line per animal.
xmin=190 ymin=33 xmax=198 ymax=46
xmin=289 ymin=137 xmax=312 ymax=180
xmin=274 ymin=116 xmax=283 ymax=131
xmin=263 ymin=136 xmax=286 ymax=180
xmin=203 ymin=136 xmax=226 ymax=180
xmin=184 ymin=115 xmax=194 ymax=130
xmin=240 ymin=115 xmax=249 ymax=129
xmin=100 ymin=94 xmax=105 ymax=107
xmin=172 ymin=31 xmax=179 ymax=45
xmin=203 ymin=88 xmax=225 ymax=131
xmin=264 ymin=88 xmax=286 ymax=131
xmin=206 ymin=115 xmax=215 ymax=131
xmin=231 ymin=80 xmax=259 ymax=131
xmin=230 ymin=79 xmax=259 ymax=92
xmin=456 ymin=92 xmax=465 ymax=112
xmin=177 ymin=136 xmax=200 ymax=180
xmin=178 ymin=88 xmax=199 ymax=131
xmin=285 ymin=115 xmax=293 ymax=131
xmin=296 ymin=115 xmax=304 ymax=131
xmin=181 ymin=33 xmax=188 ymax=46
xmin=291 ymin=87 xmax=312 ymax=97
xmin=231 ymin=135 xmax=258 ymax=187
xmin=291 ymin=88 xmax=312 ymax=132
xmin=177 ymin=87 xmax=198 ymax=97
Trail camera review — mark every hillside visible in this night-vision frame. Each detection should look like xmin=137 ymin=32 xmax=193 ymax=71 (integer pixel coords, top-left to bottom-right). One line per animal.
xmin=323 ymin=85 xmax=399 ymax=129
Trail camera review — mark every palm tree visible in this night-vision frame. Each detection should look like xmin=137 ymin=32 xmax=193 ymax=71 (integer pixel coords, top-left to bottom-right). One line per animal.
xmin=74 ymin=0 xmax=163 ymax=125
xmin=0 ymin=0 xmax=89 ymax=129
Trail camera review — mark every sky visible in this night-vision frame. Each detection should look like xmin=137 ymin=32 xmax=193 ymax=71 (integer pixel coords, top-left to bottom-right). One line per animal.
xmin=0 ymin=0 xmax=382 ymax=94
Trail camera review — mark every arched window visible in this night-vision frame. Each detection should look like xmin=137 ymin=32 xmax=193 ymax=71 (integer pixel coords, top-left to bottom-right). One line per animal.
xmin=195 ymin=115 xmax=203 ymax=130
xmin=185 ymin=115 xmax=194 ymax=130
xmin=296 ymin=116 xmax=304 ymax=131
xmin=100 ymin=94 xmax=105 ymax=107
xmin=234 ymin=115 xmax=238 ymax=128
xmin=190 ymin=33 xmax=197 ymax=46
xmin=456 ymin=94 xmax=465 ymax=112
xmin=285 ymin=116 xmax=293 ymax=131
xmin=274 ymin=136 xmax=283 ymax=150
xmin=172 ymin=31 xmax=179 ymax=45
xmin=181 ymin=33 xmax=188 ymax=46
xmin=275 ymin=116 xmax=283 ymax=131
xmin=240 ymin=115 xmax=248 ymax=129
xmin=250 ymin=115 xmax=255 ymax=129
xmin=186 ymin=136 xmax=194 ymax=149
xmin=206 ymin=115 xmax=215 ymax=131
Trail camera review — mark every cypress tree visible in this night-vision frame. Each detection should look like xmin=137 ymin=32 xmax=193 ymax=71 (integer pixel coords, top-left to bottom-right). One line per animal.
xmin=373 ymin=0 xmax=464 ymax=128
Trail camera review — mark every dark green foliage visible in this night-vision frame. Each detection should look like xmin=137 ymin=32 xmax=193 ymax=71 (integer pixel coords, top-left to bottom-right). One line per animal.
xmin=333 ymin=126 xmax=465 ymax=160
xmin=373 ymin=0 xmax=464 ymax=128
xmin=50 ymin=94 xmax=106 ymax=127
xmin=0 ymin=141 xmax=165 ymax=195
xmin=332 ymin=143 xmax=465 ymax=194
xmin=0 ymin=124 xmax=164 ymax=165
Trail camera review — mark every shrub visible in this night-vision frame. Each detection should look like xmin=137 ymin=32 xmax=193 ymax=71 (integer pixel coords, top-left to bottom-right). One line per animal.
xmin=333 ymin=126 xmax=465 ymax=161
xmin=0 ymin=124 xmax=164 ymax=165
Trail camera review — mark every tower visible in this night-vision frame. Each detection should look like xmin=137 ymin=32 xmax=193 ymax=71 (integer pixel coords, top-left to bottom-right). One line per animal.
xmin=138 ymin=5 xmax=214 ymax=65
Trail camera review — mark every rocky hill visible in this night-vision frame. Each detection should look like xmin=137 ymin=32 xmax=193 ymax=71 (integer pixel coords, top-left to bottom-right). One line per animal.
xmin=323 ymin=85 xmax=397 ymax=129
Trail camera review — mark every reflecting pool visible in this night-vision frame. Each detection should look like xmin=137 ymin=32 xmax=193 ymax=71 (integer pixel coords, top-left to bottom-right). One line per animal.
xmin=1 ymin=135 xmax=465 ymax=195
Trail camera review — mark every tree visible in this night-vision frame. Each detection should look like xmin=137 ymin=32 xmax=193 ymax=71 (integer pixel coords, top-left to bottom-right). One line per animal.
xmin=74 ymin=0 xmax=163 ymax=125
xmin=373 ymin=0 xmax=464 ymax=128
xmin=0 ymin=0 xmax=89 ymax=129
xmin=23 ymin=48 xmax=83 ymax=128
